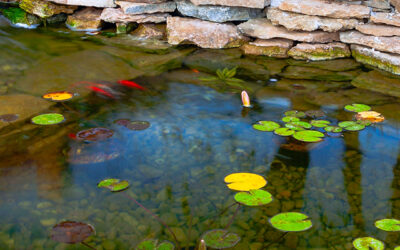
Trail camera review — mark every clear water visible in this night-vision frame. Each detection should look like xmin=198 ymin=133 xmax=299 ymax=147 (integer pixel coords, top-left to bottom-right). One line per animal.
xmin=1 ymin=21 xmax=400 ymax=250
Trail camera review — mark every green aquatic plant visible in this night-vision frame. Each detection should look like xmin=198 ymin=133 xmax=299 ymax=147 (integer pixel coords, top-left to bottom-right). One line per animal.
xmin=293 ymin=130 xmax=324 ymax=143
xmin=338 ymin=121 xmax=365 ymax=131
xmin=284 ymin=110 xmax=306 ymax=118
xmin=269 ymin=212 xmax=312 ymax=232
xmin=324 ymin=126 xmax=343 ymax=133
xmin=252 ymin=121 xmax=280 ymax=132
xmin=310 ymin=120 xmax=330 ymax=128
xmin=352 ymin=237 xmax=384 ymax=250
xmin=234 ymin=189 xmax=273 ymax=206
xmin=201 ymin=229 xmax=240 ymax=249
xmin=274 ymin=127 xmax=295 ymax=136
xmin=135 ymin=239 xmax=174 ymax=250
xmin=345 ymin=103 xmax=371 ymax=113
xmin=199 ymin=67 xmax=246 ymax=88
xmin=31 ymin=113 xmax=65 ymax=125
xmin=98 ymin=178 xmax=129 ymax=192
xmin=282 ymin=116 xmax=299 ymax=123
xmin=375 ymin=218 xmax=400 ymax=232
xmin=285 ymin=121 xmax=312 ymax=130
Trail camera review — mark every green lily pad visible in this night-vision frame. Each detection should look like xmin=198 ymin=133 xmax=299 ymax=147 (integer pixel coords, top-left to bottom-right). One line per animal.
xmin=202 ymin=229 xmax=240 ymax=249
xmin=31 ymin=113 xmax=65 ymax=125
xmin=136 ymin=239 xmax=174 ymax=250
xmin=357 ymin=120 xmax=372 ymax=126
xmin=375 ymin=218 xmax=400 ymax=232
xmin=252 ymin=121 xmax=280 ymax=132
xmin=324 ymin=126 xmax=343 ymax=133
xmin=285 ymin=121 xmax=311 ymax=131
xmin=310 ymin=120 xmax=330 ymax=128
xmin=234 ymin=189 xmax=273 ymax=206
xmin=293 ymin=130 xmax=324 ymax=142
xmin=395 ymin=246 xmax=400 ymax=250
xmin=338 ymin=121 xmax=365 ymax=131
xmin=284 ymin=110 xmax=305 ymax=118
xmin=282 ymin=116 xmax=299 ymax=123
xmin=98 ymin=178 xmax=129 ymax=192
xmin=274 ymin=128 xmax=295 ymax=137
xmin=352 ymin=237 xmax=384 ymax=250
xmin=345 ymin=104 xmax=371 ymax=113
xmin=269 ymin=212 xmax=312 ymax=232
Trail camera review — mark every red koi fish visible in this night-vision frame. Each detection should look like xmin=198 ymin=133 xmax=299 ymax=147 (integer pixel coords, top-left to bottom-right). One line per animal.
xmin=68 ymin=133 xmax=77 ymax=140
xmin=86 ymin=86 xmax=115 ymax=99
xmin=191 ymin=69 xmax=200 ymax=73
xmin=117 ymin=80 xmax=146 ymax=90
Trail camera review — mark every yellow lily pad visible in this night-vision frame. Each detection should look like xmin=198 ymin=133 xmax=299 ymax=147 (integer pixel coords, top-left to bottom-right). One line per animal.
xmin=224 ymin=173 xmax=266 ymax=191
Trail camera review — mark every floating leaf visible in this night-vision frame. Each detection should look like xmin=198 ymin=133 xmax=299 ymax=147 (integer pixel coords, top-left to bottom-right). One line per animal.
xmin=252 ymin=121 xmax=280 ymax=132
xmin=345 ymin=104 xmax=371 ymax=113
xmin=0 ymin=114 xmax=19 ymax=122
xmin=274 ymin=128 xmax=295 ymax=136
xmin=51 ymin=221 xmax=95 ymax=244
xmin=310 ymin=120 xmax=330 ymax=128
xmin=31 ymin=113 xmax=65 ymax=125
xmin=324 ymin=126 xmax=343 ymax=133
xmin=42 ymin=91 xmax=74 ymax=102
xmin=352 ymin=237 xmax=384 ymax=250
xmin=76 ymin=127 xmax=114 ymax=141
xmin=338 ymin=121 xmax=365 ymax=131
xmin=269 ymin=212 xmax=312 ymax=232
xmin=285 ymin=121 xmax=311 ymax=131
xmin=136 ymin=239 xmax=174 ymax=250
xmin=293 ymin=130 xmax=324 ymax=142
xmin=234 ymin=189 xmax=273 ymax=206
xmin=375 ymin=218 xmax=400 ymax=232
xmin=305 ymin=110 xmax=326 ymax=118
xmin=202 ymin=229 xmax=240 ymax=249
xmin=284 ymin=110 xmax=306 ymax=118
xmin=282 ymin=116 xmax=299 ymax=123
xmin=224 ymin=173 xmax=266 ymax=191
xmin=355 ymin=111 xmax=384 ymax=123
xmin=98 ymin=178 xmax=129 ymax=192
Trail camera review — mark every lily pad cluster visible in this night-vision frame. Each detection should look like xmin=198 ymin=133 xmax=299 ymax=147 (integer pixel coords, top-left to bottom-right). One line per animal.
xmin=353 ymin=218 xmax=400 ymax=249
xmin=253 ymin=104 xmax=384 ymax=142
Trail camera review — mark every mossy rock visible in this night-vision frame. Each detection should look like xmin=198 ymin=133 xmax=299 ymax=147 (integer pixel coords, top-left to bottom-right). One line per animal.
xmin=1 ymin=7 xmax=40 ymax=26
xmin=19 ymin=0 xmax=76 ymax=18
xmin=352 ymin=47 xmax=400 ymax=76
xmin=286 ymin=58 xmax=361 ymax=72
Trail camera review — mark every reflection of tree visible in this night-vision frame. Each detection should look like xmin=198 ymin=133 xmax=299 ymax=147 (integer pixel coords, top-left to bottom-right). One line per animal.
xmin=342 ymin=132 xmax=365 ymax=231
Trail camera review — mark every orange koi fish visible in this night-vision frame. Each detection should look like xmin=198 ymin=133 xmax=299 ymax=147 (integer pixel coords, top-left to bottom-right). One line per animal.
xmin=117 ymin=80 xmax=146 ymax=90
xmin=86 ymin=86 xmax=115 ymax=99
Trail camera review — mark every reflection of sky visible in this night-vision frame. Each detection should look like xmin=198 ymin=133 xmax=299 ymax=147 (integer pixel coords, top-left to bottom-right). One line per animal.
xmin=359 ymin=125 xmax=400 ymax=233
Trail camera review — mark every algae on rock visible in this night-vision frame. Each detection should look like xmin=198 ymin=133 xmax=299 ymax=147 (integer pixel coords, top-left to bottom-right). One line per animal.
xmin=1 ymin=7 xmax=40 ymax=27
xmin=19 ymin=0 xmax=77 ymax=18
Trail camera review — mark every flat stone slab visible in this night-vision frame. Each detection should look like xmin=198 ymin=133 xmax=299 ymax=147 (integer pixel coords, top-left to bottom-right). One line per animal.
xmin=370 ymin=12 xmax=400 ymax=27
xmin=167 ymin=16 xmax=248 ymax=48
xmin=288 ymin=42 xmax=351 ymax=61
xmin=48 ymin=0 xmax=116 ymax=8
xmin=189 ymin=0 xmax=269 ymax=9
xmin=271 ymin=0 xmax=370 ymax=19
xmin=101 ymin=8 xmax=169 ymax=23
xmin=267 ymin=8 xmax=360 ymax=32
xmin=351 ymin=44 xmax=400 ymax=75
xmin=238 ymin=18 xmax=339 ymax=43
xmin=117 ymin=1 xmax=176 ymax=14
xmin=241 ymin=38 xmax=293 ymax=58
xmin=176 ymin=1 xmax=263 ymax=23
xmin=356 ymin=23 xmax=400 ymax=36
xmin=340 ymin=30 xmax=400 ymax=54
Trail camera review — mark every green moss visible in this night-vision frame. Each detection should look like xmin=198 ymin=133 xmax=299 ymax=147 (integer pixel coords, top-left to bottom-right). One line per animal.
xmin=1 ymin=7 xmax=39 ymax=25
xmin=352 ymin=50 xmax=400 ymax=75
xmin=289 ymin=47 xmax=350 ymax=61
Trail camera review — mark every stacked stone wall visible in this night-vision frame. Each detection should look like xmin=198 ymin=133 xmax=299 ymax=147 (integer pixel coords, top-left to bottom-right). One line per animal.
xmin=2 ymin=0 xmax=400 ymax=75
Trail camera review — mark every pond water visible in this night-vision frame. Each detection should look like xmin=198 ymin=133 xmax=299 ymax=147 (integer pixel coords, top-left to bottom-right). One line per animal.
xmin=1 ymin=21 xmax=400 ymax=250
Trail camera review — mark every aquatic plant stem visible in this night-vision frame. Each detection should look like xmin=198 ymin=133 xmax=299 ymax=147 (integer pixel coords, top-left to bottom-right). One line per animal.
xmin=265 ymin=232 xmax=289 ymax=248
xmin=222 ymin=203 xmax=240 ymax=238
xmin=120 ymin=192 xmax=180 ymax=248
xmin=81 ymin=242 xmax=96 ymax=250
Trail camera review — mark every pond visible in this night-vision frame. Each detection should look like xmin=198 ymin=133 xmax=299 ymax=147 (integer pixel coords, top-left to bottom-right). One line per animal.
xmin=1 ymin=21 xmax=400 ymax=250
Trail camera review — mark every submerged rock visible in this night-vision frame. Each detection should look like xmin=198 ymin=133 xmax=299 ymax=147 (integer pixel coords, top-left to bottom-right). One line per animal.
xmin=19 ymin=0 xmax=76 ymax=18
xmin=271 ymin=0 xmax=370 ymax=19
xmin=167 ymin=16 xmax=248 ymax=48
xmin=131 ymin=23 xmax=166 ymax=39
xmin=240 ymin=38 xmax=293 ymax=58
xmin=1 ymin=7 xmax=40 ymax=28
xmin=286 ymin=58 xmax=361 ymax=72
xmin=351 ymin=70 xmax=400 ymax=97
xmin=100 ymin=7 xmax=169 ymax=24
xmin=351 ymin=44 xmax=400 ymax=75
xmin=116 ymin=1 xmax=176 ymax=15
xmin=238 ymin=19 xmax=339 ymax=43
xmin=340 ymin=31 xmax=400 ymax=54
xmin=288 ymin=42 xmax=351 ymax=61
xmin=48 ymin=0 xmax=116 ymax=8
xmin=66 ymin=7 xmax=102 ymax=31
xmin=280 ymin=65 xmax=360 ymax=81
xmin=267 ymin=8 xmax=360 ymax=32
xmin=190 ymin=0 xmax=269 ymax=9
xmin=176 ymin=0 xmax=263 ymax=22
